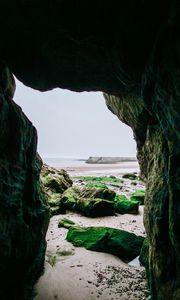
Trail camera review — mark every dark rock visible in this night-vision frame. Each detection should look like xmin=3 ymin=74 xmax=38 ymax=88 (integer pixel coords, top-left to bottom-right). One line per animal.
xmin=60 ymin=186 xmax=115 ymax=217
xmin=139 ymin=238 xmax=149 ymax=268
xmin=114 ymin=195 xmax=139 ymax=214
xmin=77 ymin=197 xmax=115 ymax=217
xmin=122 ymin=173 xmax=138 ymax=180
xmin=0 ymin=65 xmax=49 ymax=300
xmin=66 ymin=226 xmax=144 ymax=262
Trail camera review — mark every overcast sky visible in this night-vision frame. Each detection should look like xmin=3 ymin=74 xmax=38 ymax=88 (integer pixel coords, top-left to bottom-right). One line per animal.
xmin=14 ymin=79 xmax=136 ymax=159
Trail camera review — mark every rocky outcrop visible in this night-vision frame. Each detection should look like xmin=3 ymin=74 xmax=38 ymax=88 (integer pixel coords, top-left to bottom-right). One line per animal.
xmin=105 ymin=18 xmax=180 ymax=298
xmin=0 ymin=65 xmax=49 ymax=300
xmin=86 ymin=156 xmax=137 ymax=164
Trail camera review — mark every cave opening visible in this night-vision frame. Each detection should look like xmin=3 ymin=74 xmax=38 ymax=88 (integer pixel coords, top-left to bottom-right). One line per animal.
xmin=13 ymin=78 xmax=148 ymax=300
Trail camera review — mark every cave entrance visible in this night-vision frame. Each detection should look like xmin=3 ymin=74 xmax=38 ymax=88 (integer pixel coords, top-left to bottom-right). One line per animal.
xmin=14 ymin=79 xmax=147 ymax=300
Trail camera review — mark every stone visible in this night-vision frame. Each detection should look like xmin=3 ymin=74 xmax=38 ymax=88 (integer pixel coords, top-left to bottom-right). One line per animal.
xmin=66 ymin=226 xmax=144 ymax=262
xmin=77 ymin=197 xmax=115 ymax=217
xmin=0 ymin=65 xmax=49 ymax=300
xmin=130 ymin=189 xmax=145 ymax=205
xmin=41 ymin=164 xmax=73 ymax=215
xmin=122 ymin=173 xmax=138 ymax=180
xmin=58 ymin=218 xmax=77 ymax=229
xmin=41 ymin=164 xmax=73 ymax=194
xmin=79 ymin=186 xmax=116 ymax=201
xmin=114 ymin=195 xmax=139 ymax=214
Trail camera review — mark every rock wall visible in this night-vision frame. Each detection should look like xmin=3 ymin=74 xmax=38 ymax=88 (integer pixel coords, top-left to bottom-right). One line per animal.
xmin=105 ymin=18 xmax=180 ymax=298
xmin=0 ymin=64 xmax=49 ymax=300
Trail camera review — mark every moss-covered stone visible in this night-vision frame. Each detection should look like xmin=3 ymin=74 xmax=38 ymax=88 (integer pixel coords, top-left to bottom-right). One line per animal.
xmin=122 ymin=173 xmax=138 ymax=180
xmin=114 ymin=195 xmax=139 ymax=214
xmin=130 ymin=189 xmax=145 ymax=205
xmin=85 ymin=182 xmax=108 ymax=189
xmin=60 ymin=187 xmax=79 ymax=210
xmin=79 ymin=186 xmax=115 ymax=201
xmin=67 ymin=226 xmax=144 ymax=262
xmin=77 ymin=197 xmax=115 ymax=217
xmin=58 ymin=218 xmax=77 ymax=229
xmin=41 ymin=165 xmax=73 ymax=215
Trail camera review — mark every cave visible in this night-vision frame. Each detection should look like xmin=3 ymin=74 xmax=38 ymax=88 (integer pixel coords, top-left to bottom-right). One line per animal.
xmin=0 ymin=1 xmax=179 ymax=299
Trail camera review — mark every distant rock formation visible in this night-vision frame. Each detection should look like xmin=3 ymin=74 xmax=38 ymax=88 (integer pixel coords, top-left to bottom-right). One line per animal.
xmin=86 ymin=157 xmax=137 ymax=164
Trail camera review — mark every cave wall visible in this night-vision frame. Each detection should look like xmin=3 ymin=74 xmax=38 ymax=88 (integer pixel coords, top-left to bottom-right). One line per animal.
xmin=105 ymin=17 xmax=180 ymax=298
xmin=0 ymin=64 xmax=49 ymax=300
xmin=0 ymin=1 xmax=179 ymax=299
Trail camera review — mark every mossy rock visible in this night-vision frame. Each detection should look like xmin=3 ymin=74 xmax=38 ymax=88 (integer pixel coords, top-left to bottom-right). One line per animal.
xmin=122 ymin=173 xmax=138 ymax=180
xmin=130 ymin=189 xmax=145 ymax=205
xmin=42 ymin=173 xmax=71 ymax=194
xmin=67 ymin=226 xmax=144 ymax=262
xmin=58 ymin=218 xmax=77 ymax=229
xmin=41 ymin=164 xmax=73 ymax=194
xmin=85 ymin=182 xmax=108 ymax=189
xmin=79 ymin=187 xmax=115 ymax=201
xmin=60 ymin=187 xmax=79 ymax=210
xmin=74 ymin=176 xmax=123 ymax=187
xmin=114 ymin=195 xmax=139 ymax=214
xmin=77 ymin=197 xmax=115 ymax=217
xmin=48 ymin=193 xmax=61 ymax=207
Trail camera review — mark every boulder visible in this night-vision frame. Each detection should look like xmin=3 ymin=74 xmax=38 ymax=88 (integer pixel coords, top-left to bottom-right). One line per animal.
xmin=67 ymin=226 xmax=144 ymax=262
xmin=41 ymin=164 xmax=73 ymax=194
xmin=79 ymin=186 xmax=116 ymax=201
xmin=122 ymin=173 xmax=138 ymax=180
xmin=40 ymin=164 xmax=73 ymax=215
xmin=130 ymin=189 xmax=145 ymax=205
xmin=77 ymin=197 xmax=115 ymax=217
xmin=114 ymin=195 xmax=139 ymax=214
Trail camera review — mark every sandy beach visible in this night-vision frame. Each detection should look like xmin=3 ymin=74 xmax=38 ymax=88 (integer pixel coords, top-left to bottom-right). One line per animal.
xmin=34 ymin=162 xmax=148 ymax=300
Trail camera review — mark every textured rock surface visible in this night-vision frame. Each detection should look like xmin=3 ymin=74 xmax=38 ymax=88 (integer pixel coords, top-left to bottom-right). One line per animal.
xmin=0 ymin=1 xmax=179 ymax=299
xmin=41 ymin=164 xmax=73 ymax=215
xmin=0 ymin=65 xmax=49 ymax=300
xmin=66 ymin=226 xmax=144 ymax=262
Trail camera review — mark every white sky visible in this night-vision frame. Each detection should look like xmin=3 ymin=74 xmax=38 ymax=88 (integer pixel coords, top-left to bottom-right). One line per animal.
xmin=14 ymin=79 xmax=136 ymax=159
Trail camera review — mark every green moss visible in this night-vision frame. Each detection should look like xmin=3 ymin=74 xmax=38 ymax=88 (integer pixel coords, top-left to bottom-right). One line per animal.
xmin=114 ymin=195 xmax=139 ymax=214
xmin=77 ymin=197 xmax=115 ymax=217
xmin=85 ymin=182 xmax=108 ymax=189
xmin=58 ymin=218 xmax=77 ymax=229
xmin=130 ymin=189 xmax=145 ymax=205
xmin=73 ymin=176 xmax=123 ymax=187
xmin=67 ymin=226 xmax=144 ymax=262
xmin=48 ymin=193 xmax=61 ymax=207
xmin=60 ymin=187 xmax=79 ymax=210
xmin=80 ymin=186 xmax=115 ymax=201
xmin=48 ymin=255 xmax=57 ymax=267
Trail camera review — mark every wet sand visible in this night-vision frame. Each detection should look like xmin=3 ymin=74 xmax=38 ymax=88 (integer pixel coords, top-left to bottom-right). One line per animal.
xmin=57 ymin=161 xmax=139 ymax=176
